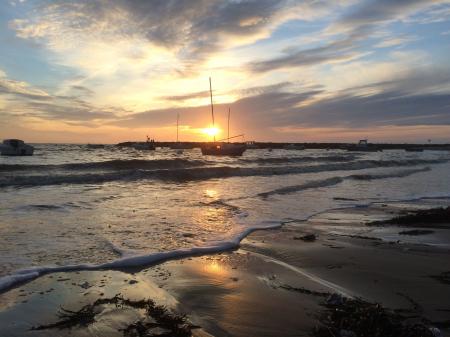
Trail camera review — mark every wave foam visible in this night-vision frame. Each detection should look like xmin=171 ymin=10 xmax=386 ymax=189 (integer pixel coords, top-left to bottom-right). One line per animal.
xmin=0 ymin=221 xmax=281 ymax=293
xmin=0 ymin=159 xmax=446 ymax=188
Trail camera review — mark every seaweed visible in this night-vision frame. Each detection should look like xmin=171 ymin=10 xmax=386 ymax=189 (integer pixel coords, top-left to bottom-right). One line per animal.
xmin=279 ymin=284 xmax=329 ymax=297
xmin=429 ymin=271 xmax=450 ymax=285
xmin=294 ymin=234 xmax=317 ymax=242
xmin=398 ymin=229 xmax=434 ymax=236
xmin=370 ymin=207 xmax=450 ymax=227
xmin=313 ymin=294 xmax=439 ymax=337
xmin=31 ymin=294 xmax=197 ymax=337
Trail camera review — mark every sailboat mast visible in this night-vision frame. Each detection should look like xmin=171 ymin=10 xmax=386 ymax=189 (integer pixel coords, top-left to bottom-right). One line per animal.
xmin=209 ymin=77 xmax=215 ymax=141
xmin=228 ymin=107 xmax=230 ymax=143
xmin=176 ymin=113 xmax=179 ymax=143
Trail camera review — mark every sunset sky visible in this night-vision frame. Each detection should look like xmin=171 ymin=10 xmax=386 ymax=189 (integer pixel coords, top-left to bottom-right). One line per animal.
xmin=1 ymin=0 xmax=450 ymax=143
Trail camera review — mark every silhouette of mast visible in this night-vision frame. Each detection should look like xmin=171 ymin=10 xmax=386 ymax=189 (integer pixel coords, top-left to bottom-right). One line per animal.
xmin=176 ymin=112 xmax=179 ymax=143
xmin=228 ymin=107 xmax=230 ymax=143
xmin=209 ymin=77 xmax=215 ymax=141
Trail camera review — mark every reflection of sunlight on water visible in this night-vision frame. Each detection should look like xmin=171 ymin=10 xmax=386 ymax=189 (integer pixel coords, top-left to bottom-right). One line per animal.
xmin=205 ymin=189 xmax=218 ymax=198
xmin=204 ymin=260 xmax=228 ymax=277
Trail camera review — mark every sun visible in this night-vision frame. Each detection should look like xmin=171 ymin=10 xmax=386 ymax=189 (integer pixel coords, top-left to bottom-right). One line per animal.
xmin=202 ymin=127 xmax=220 ymax=137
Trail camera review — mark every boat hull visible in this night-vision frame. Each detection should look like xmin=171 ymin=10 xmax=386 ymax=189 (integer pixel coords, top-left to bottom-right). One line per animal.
xmin=1 ymin=140 xmax=34 ymax=156
xmin=201 ymin=144 xmax=246 ymax=156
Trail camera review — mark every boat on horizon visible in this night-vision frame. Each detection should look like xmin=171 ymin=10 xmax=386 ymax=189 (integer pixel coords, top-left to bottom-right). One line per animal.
xmin=0 ymin=139 xmax=34 ymax=156
xmin=200 ymin=78 xmax=246 ymax=156
xmin=346 ymin=139 xmax=381 ymax=152
xmin=133 ymin=136 xmax=156 ymax=150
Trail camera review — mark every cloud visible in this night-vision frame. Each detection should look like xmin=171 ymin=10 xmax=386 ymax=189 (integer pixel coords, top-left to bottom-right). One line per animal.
xmin=110 ymin=66 xmax=450 ymax=131
xmin=0 ymin=71 xmax=119 ymax=124
xmin=0 ymin=73 xmax=51 ymax=100
xmin=248 ymin=30 xmax=369 ymax=73
xmin=10 ymin=0 xmax=340 ymax=71
xmin=374 ymin=35 xmax=418 ymax=48
xmin=161 ymin=90 xmax=210 ymax=102
xmin=333 ymin=0 xmax=450 ymax=32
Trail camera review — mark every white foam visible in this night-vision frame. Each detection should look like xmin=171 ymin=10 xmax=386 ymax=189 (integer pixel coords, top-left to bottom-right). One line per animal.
xmin=0 ymin=220 xmax=282 ymax=293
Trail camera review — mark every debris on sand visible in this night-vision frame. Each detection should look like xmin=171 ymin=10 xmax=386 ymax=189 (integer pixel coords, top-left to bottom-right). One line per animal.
xmin=31 ymin=294 xmax=197 ymax=336
xmin=279 ymin=284 xmax=329 ymax=297
xmin=430 ymin=271 xmax=450 ymax=285
xmin=313 ymin=294 xmax=440 ymax=337
xmin=399 ymin=229 xmax=434 ymax=236
xmin=370 ymin=207 xmax=450 ymax=227
xmin=293 ymin=234 xmax=317 ymax=242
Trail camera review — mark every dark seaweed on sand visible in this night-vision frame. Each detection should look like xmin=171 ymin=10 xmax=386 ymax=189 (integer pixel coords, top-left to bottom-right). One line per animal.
xmin=371 ymin=207 xmax=450 ymax=226
xmin=429 ymin=271 xmax=450 ymax=285
xmin=31 ymin=294 xmax=196 ymax=336
xmin=313 ymin=294 xmax=438 ymax=337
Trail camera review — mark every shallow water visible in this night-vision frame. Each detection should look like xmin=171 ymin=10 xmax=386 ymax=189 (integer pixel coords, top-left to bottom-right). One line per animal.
xmin=1 ymin=144 xmax=450 ymax=290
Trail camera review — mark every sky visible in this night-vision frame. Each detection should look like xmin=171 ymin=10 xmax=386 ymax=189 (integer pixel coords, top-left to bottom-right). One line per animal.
xmin=1 ymin=0 xmax=450 ymax=143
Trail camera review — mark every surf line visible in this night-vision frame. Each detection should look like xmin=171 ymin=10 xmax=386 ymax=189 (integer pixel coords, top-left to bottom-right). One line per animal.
xmin=246 ymin=250 xmax=355 ymax=298
xmin=0 ymin=222 xmax=283 ymax=294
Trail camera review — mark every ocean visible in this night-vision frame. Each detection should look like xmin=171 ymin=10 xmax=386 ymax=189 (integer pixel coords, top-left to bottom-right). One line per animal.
xmin=1 ymin=144 xmax=450 ymax=291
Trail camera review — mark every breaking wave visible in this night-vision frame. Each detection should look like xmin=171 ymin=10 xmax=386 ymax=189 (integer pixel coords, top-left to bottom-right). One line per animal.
xmin=257 ymin=167 xmax=431 ymax=198
xmin=0 ymin=159 xmax=446 ymax=188
xmin=239 ymin=154 xmax=359 ymax=165
xmin=0 ymin=158 xmax=208 ymax=172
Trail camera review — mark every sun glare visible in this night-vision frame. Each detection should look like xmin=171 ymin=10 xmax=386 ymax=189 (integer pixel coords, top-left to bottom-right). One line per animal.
xmin=202 ymin=127 xmax=220 ymax=137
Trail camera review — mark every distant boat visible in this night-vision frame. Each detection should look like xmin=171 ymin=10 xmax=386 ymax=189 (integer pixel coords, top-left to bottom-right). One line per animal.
xmin=284 ymin=143 xmax=305 ymax=150
xmin=346 ymin=139 xmax=381 ymax=152
xmin=133 ymin=136 xmax=156 ymax=150
xmin=200 ymin=78 xmax=246 ymax=156
xmin=0 ymin=139 xmax=34 ymax=156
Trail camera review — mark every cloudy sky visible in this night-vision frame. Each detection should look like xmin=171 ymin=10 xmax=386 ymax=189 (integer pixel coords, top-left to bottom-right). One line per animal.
xmin=1 ymin=0 xmax=450 ymax=143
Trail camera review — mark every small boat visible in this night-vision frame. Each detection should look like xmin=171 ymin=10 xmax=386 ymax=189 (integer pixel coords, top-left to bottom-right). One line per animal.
xmin=1 ymin=139 xmax=34 ymax=156
xmin=284 ymin=143 xmax=305 ymax=150
xmin=200 ymin=78 xmax=246 ymax=156
xmin=201 ymin=142 xmax=246 ymax=156
xmin=133 ymin=136 xmax=156 ymax=150
xmin=346 ymin=139 xmax=381 ymax=152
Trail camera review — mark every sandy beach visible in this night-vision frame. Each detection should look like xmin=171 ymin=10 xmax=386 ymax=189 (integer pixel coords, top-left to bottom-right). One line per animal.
xmin=1 ymin=199 xmax=449 ymax=337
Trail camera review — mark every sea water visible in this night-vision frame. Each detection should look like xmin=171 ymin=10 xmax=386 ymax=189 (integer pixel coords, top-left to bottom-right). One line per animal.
xmin=1 ymin=144 xmax=449 ymax=291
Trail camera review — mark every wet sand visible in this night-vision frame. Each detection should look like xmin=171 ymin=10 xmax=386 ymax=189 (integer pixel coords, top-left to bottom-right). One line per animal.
xmin=1 ymin=199 xmax=449 ymax=337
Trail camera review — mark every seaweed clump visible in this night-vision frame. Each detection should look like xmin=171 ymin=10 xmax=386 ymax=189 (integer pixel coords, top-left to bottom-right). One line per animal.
xmin=313 ymin=294 xmax=440 ymax=337
xmin=31 ymin=294 xmax=196 ymax=337
xmin=371 ymin=207 xmax=450 ymax=227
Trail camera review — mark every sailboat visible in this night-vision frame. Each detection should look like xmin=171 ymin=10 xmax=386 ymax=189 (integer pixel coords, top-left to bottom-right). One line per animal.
xmin=200 ymin=78 xmax=246 ymax=156
xmin=170 ymin=113 xmax=189 ymax=150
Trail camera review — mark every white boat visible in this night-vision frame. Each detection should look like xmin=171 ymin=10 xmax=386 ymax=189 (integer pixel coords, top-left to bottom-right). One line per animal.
xmin=0 ymin=139 xmax=34 ymax=156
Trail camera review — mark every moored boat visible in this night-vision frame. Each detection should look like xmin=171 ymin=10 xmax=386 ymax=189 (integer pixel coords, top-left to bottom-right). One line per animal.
xmin=346 ymin=139 xmax=381 ymax=152
xmin=201 ymin=142 xmax=246 ymax=156
xmin=200 ymin=78 xmax=246 ymax=156
xmin=0 ymin=139 xmax=34 ymax=156
xmin=133 ymin=136 xmax=156 ymax=150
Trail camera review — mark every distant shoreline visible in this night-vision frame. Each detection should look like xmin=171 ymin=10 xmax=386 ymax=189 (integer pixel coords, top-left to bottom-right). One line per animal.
xmin=114 ymin=141 xmax=450 ymax=151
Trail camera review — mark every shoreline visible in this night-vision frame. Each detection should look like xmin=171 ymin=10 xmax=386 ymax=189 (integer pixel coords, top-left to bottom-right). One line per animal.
xmin=2 ymin=192 xmax=448 ymax=295
xmin=1 ymin=198 xmax=449 ymax=336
